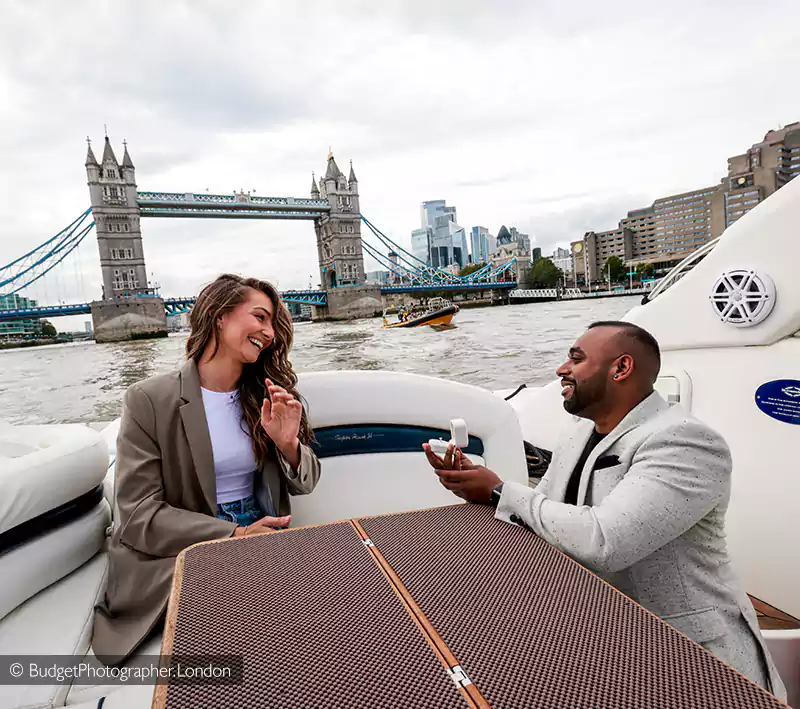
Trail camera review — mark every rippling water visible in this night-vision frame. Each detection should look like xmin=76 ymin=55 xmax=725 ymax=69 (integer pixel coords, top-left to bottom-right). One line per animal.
xmin=0 ymin=297 xmax=640 ymax=425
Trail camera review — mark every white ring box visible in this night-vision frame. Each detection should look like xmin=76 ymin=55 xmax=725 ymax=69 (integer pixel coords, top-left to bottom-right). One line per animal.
xmin=427 ymin=418 xmax=468 ymax=456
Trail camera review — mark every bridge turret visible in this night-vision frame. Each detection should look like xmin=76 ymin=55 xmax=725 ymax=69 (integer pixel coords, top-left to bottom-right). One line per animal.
xmin=120 ymin=140 xmax=138 ymax=205
xmin=85 ymin=140 xmax=99 ymax=167
xmin=85 ymin=138 xmax=100 ymax=188
xmin=101 ymin=137 xmax=119 ymax=173
xmin=324 ymin=151 xmax=341 ymax=191
xmin=121 ymin=141 xmax=135 ymax=174
xmin=311 ymin=172 xmax=320 ymax=198
xmin=348 ymin=159 xmax=360 ymax=214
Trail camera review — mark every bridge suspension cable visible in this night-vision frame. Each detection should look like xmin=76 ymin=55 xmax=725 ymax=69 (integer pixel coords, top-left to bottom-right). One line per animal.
xmin=0 ymin=209 xmax=95 ymax=296
xmin=361 ymin=217 xmax=458 ymax=284
xmin=360 ymin=240 xmax=423 ymax=284
xmin=360 ymin=215 xmax=519 ymax=286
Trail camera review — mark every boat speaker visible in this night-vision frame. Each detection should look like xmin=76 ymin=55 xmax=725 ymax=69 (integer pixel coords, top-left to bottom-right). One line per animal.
xmin=709 ymin=268 xmax=776 ymax=327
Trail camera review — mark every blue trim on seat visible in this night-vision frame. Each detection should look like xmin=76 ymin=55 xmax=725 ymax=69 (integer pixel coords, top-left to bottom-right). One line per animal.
xmin=309 ymin=424 xmax=484 ymax=459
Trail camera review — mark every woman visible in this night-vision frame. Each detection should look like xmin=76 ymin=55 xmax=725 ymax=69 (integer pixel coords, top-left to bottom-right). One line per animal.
xmin=92 ymin=274 xmax=321 ymax=665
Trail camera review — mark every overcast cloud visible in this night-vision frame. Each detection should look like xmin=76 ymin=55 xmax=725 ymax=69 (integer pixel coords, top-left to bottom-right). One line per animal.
xmin=1 ymin=0 xmax=799 ymax=316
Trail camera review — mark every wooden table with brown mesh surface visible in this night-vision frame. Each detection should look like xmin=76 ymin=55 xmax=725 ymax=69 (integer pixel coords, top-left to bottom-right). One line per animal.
xmin=154 ymin=504 xmax=789 ymax=709
xmin=750 ymin=595 xmax=800 ymax=632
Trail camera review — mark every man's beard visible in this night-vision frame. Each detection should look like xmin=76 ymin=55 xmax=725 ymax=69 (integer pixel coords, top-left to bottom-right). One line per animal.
xmin=563 ymin=376 xmax=607 ymax=416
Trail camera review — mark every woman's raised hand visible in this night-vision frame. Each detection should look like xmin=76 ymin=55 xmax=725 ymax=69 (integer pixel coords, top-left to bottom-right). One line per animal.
xmin=233 ymin=514 xmax=291 ymax=537
xmin=260 ymin=378 xmax=302 ymax=455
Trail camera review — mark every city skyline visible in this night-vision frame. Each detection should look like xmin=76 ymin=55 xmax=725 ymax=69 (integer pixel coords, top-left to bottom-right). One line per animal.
xmin=2 ymin=1 xmax=800 ymax=310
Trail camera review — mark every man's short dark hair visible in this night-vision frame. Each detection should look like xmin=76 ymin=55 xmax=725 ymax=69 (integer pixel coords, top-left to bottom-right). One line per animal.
xmin=588 ymin=320 xmax=661 ymax=375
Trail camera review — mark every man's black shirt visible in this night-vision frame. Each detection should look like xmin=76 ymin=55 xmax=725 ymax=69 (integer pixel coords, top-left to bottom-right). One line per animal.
xmin=563 ymin=430 xmax=606 ymax=506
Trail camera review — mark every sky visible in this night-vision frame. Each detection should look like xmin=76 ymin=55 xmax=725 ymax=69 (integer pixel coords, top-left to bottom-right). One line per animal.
xmin=1 ymin=0 xmax=799 ymax=329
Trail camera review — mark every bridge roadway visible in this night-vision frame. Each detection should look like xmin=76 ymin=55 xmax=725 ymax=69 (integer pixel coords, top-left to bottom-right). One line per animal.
xmin=0 ymin=282 xmax=517 ymax=322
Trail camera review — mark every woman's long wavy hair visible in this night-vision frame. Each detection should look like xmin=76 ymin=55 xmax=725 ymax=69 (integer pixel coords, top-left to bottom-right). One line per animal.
xmin=186 ymin=274 xmax=312 ymax=466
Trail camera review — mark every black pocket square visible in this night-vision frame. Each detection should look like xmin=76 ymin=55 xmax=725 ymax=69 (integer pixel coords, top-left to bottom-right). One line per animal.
xmin=509 ymin=514 xmax=533 ymax=532
xmin=594 ymin=455 xmax=621 ymax=470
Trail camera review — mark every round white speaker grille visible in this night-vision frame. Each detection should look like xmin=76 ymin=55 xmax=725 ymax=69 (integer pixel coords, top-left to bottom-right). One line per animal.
xmin=709 ymin=269 xmax=775 ymax=327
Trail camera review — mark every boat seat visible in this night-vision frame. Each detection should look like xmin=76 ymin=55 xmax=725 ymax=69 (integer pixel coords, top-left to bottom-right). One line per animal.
xmin=290 ymin=370 xmax=529 ymax=526
xmin=66 ymin=685 xmax=155 ymax=709
xmin=0 ymin=500 xmax=109 ymax=623
xmin=97 ymin=419 xmax=121 ymax=521
xmin=65 ymin=633 xmax=162 ymax=706
xmin=0 ymin=423 xmax=109 ymax=535
xmin=0 ymin=546 xmax=160 ymax=709
xmin=0 ymin=423 xmax=122 ymax=709
xmin=0 ymin=552 xmax=109 ymax=709
xmin=762 ymin=629 xmax=800 ymax=709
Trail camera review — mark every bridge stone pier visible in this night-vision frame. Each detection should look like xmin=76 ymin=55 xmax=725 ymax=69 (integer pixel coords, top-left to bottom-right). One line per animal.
xmin=90 ymin=296 xmax=169 ymax=342
xmin=313 ymin=284 xmax=382 ymax=321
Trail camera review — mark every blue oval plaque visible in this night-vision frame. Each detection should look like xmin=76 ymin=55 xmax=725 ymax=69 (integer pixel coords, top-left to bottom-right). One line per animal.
xmin=754 ymin=379 xmax=800 ymax=425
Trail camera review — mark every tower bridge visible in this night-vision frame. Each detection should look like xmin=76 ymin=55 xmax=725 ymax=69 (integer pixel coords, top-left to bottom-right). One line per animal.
xmin=0 ymin=138 xmax=518 ymax=341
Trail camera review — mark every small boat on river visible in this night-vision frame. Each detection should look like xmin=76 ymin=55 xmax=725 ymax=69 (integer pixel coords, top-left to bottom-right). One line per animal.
xmin=381 ymin=297 xmax=459 ymax=329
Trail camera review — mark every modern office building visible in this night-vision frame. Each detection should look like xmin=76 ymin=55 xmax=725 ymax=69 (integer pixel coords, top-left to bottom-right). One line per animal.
xmin=414 ymin=200 xmax=469 ymax=269
xmin=509 ymin=227 xmax=531 ymax=255
xmin=420 ymin=200 xmax=457 ymax=230
xmin=550 ymin=247 xmax=573 ymax=278
xmin=725 ymin=121 xmax=800 ymax=228
xmin=431 ymin=218 xmax=468 ymax=269
xmin=365 ymin=270 xmax=390 ymax=285
xmin=470 ymin=226 xmax=494 ymax=264
xmin=0 ymin=292 xmax=42 ymax=338
xmin=411 ymin=227 xmax=430 ymax=264
xmin=574 ymin=121 xmax=799 ymax=284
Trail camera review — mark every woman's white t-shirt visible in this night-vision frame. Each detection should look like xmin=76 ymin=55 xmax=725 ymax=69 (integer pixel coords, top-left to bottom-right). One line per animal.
xmin=200 ymin=387 xmax=258 ymax=504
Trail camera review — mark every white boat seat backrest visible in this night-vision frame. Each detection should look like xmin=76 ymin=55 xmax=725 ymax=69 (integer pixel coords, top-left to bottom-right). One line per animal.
xmin=0 ymin=423 xmax=110 ymax=622
xmin=0 ymin=423 xmax=108 ymax=533
xmin=290 ymin=370 xmax=528 ymax=526
xmin=0 ymin=500 xmax=110 ymax=622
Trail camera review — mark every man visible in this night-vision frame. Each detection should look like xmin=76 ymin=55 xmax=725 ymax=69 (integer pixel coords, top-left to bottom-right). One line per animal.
xmin=424 ymin=321 xmax=786 ymax=700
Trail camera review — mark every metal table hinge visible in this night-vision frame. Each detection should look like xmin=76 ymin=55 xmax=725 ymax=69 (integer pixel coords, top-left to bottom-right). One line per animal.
xmin=447 ymin=664 xmax=472 ymax=688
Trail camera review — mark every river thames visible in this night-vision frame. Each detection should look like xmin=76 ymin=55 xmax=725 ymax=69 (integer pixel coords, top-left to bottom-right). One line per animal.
xmin=0 ymin=296 xmax=640 ymax=425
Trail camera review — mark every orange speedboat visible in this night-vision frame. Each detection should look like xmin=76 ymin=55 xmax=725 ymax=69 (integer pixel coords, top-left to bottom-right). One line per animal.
xmin=381 ymin=298 xmax=459 ymax=329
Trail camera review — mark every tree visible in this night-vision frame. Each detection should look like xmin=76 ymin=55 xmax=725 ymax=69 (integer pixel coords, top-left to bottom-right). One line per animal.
xmin=40 ymin=321 xmax=57 ymax=338
xmin=526 ymin=258 xmax=562 ymax=288
xmin=604 ymin=256 xmax=626 ymax=283
xmin=636 ymin=262 xmax=656 ymax=280
xmin=459 ymin=263 xmax=485 ymax=277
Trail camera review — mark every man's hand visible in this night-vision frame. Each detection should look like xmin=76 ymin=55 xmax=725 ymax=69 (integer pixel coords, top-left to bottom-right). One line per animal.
xmin=423 ymin=443 xmax=502 ymax=504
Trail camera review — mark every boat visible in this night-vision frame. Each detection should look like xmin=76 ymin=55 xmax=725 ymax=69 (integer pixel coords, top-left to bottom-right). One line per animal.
xmin=381 ymin=297 xmax=459 ymax=328
xmin=1 ymin=175 xmax=799 ymax=707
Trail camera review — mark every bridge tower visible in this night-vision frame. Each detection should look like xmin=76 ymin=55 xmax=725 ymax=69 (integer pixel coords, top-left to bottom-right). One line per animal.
xmin=313 ymin=152 xmax=381 ymax=319
xmin=85 ymin=137 xmax=166 ymax=342
xmin=86 ymin=137 xmax=150 ymax=298
xmin=315 ymin=152 xmax=365 ymax=288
